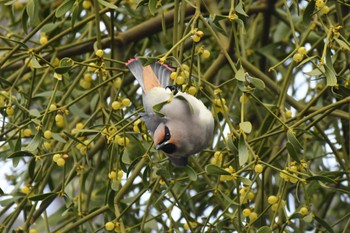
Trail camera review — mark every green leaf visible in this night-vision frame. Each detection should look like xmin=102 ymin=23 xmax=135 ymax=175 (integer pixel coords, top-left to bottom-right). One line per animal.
xmin=26 ymin=0 xmax=39 ymax=26
xmin=148 ymin=0 xmax=157 ymax=15
xmin=306 ymin=175 xmax=336 ymax=184
xmin=25 ymin=131 xmax=42 ymax=152
xmin=324 ymin=49 xmax=337 ymax=86
xmin=257 ymin=226 xmax=272 ymax=233
xmin=334 ymin=38 xmax=350 ymax=51
xmin=34 ymin=90 xmax=63 ymax=98
xmin=31 ymin=56 xmax=42 ymax=68
xmin=29 ymin=192 xmax=57 ymax=201
xmin=55 ymin=57 xmax=74 ymax=74
xmin=7 ymin=150 xmax=34 ymax=158
xmin=235 ymin=66 xmax=246 ymax=81
xmin=152 ymin=100 xmax=168 ymax=116
xmin=303 ymin=213 xmax=314 ymax=223
xmin=314 ymin=215 xmax=334 ymax=233
xmin=98 ymin=0 xmax=118 ymax=10
xmin=205 ymin=164 xmax=231 ymax=176
xmin=239 ymin=176 xmax=252 ymax=186
xmin=239 ymin=121 xmax=252 ymax=134
xmin=21 ymin=7 xmax=29 ymax=34
xmin=71 ymin=3 xmax=80 ymax=27
xmin=0 ymin=35 xmax=28 ymax=49
xmin=28 ymin=157 xmax=36 ymax=180
xmin=52 ymin=133 xmax=67 ymax=143
xmin=286 ymin=142 xmax=300 ymax=163
xmin=303 ymin=0 xmax=315 ymax=27
xmin=235 ymin=0 xmax=248 ymax=17
xmin=247 ymin=76 xmax=265 ymax=89
xmin=29 ymin=109 xmax=41 ymax=117
xmin=156 ymin=168 xmax=171 ymax=179
xmin=238 ymin=134 xmax=248 ymax=166
xmin=41 ymin=22 xmax=59 ymax=33
xmin=56 ymin=0 xmax=75 ymax=18
xmin=209 ymin=14 xmax=228 ymax=36
xmin=184 ymin=166 xmax=197 ymax=181
xmin=287 ymin=130 xmax=303 ymax=150
xmin=304 ymin=66 xmax=325 ymax=76
xmin=218 ymin=189 xmax=239 ymax=205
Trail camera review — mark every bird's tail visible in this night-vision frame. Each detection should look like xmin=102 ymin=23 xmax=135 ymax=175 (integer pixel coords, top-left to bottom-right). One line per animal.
xmin=126 ymin=58 xmax=173 ymax=92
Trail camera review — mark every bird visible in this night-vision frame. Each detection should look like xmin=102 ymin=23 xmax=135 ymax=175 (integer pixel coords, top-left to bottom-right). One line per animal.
xmin=126 ymin=58 xmax=214 ymax=167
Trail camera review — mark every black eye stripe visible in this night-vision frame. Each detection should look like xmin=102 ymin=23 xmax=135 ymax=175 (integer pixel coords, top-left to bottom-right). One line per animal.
xmin=161 ymin=143 xmax=177 ymax=154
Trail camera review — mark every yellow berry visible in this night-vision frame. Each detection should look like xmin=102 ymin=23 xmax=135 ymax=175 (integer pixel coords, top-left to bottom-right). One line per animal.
xmin=55 ymin=114 xmax=64 ymax=122
xmin=82 ymin=0 xmax=92 ymax=9
xmin=175 ymin=75 xmax=185 ymax=85
xmin=242 ymin=208 xmax=251 ymax=217
xmin=95 ymin=49 xmax=104 ymax=58
xmin=268 ymin=195 xmax=278 ymax=205
xmin=299 ymin=206 xmax=309 ymax=216
xmin=187 ymin=86 xmax=197 ymax=96
xmin=290 ymin=165 xmax=298 ymax=173
xmin=56 ymin=120 xmax=65 ymax=128
xmin=192 ymin=35 xmax=201 ymax=43
xmin=21 ymin=186 xmax=31 ymax=194
xmin=239 ymin=94 xmax=249 ymax=104
xmin=122 ymin=98 xmax=131 ymax=107
xmin=183 ymin=70 xmax=190 ymax=78
xmin=49 ymin=104 xmax=57 ymax=111
xmin=170 ymin=72 xmax=177 ymax=80
xmin=83 ymin=73 xmax=93 ymax=82
xmin=182 ymin=64 xmax=190 ymax=71
xmin=108 ymin=171 xmax=117 ymax=180
xmin=6 ymin=106 xmax=14 ymax=115
xmin=247 ymin=191 xmax=255 ymax=200
xmin=254 ymin=164 xmax=264 ymax=173
xmin=56 ymin=158 xmax=66 ymax=167
xmin=293 ymin=53 xmax=303 ymax=62
xmin=23 ymin=128 xmax=32 ymax=137
xmin=105 ymin=221 xmax=115 ymax=231
xmin=249 ymin=212 xmax=258 ymax=221
xmin=114 ymin=77 xmax=122 ymax=89
xmin=118 ymin=170 xmax=124 ymax=179
xmin=44 ymin=130 xmax=52 ymax=139
xmin=298 ymin=47 xmax=307 ymax=55
xmin=201 ymin=50 xmax=211 ymax=59
xmin=196 ymin=30 xmax=204 ymax=37
xmin=271 ymin=203 xmax=279 ymax=212
xmin=76 ymin=122 xmax=84 ymax=130
xmin=53 ymin=154 xmax=61 ymax=162
xmin=39 ymin=36 xmax=48 ymax=45
xmin=88 ymin=62 xmax=97 ymax=72
xmin=79 ymin=79 xmax=92 ymax=89
xmin=321 ymin=5 xmax=330 ymax=14
xmin=315 ymin=0 xmax=325 ymax=8
xmin=29 ymin=229 xmax=38 ymax=233
xmin=111 ymin=101 xmax=122 ymax=110
xmin=285 ymin=110 xmax=292 ymax=118
xmin=116 ymin=136 xmax=129 ymax=146
xmin=43 ymin=141 xmax=52 ymax=150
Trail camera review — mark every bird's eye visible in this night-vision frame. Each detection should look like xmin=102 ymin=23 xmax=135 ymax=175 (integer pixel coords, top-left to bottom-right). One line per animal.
xmin=160 ymin=143 xmax=177 ymax=154
xmin=165 ymin=85 xmax=178 ymax=95
xmin=164 ymin=126 xmax=171 ymax=141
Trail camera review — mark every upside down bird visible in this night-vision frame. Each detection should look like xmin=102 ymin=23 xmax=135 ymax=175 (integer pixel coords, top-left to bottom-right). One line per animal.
xmin=126 ymin=58 xmax=214 ymax=167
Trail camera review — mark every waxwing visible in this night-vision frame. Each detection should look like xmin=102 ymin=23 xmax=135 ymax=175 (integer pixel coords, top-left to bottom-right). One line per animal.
xmin=126 ymin=58 xmax=214 ymax=166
